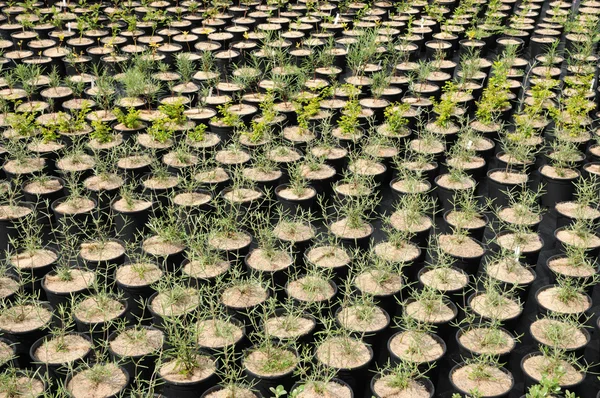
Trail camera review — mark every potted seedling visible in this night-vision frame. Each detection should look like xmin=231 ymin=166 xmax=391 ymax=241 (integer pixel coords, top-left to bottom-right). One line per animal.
xmin=450 ymin=354 xmax=514 ymax=398
xmin=371 ymin=360 xmax=434 ymax=398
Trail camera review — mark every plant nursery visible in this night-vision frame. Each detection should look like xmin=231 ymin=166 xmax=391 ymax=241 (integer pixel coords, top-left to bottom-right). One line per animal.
xmin=1 ymin=0 xmax=600 ymax=397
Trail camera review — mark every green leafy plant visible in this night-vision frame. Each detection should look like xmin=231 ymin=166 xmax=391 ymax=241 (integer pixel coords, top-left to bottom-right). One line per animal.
xmin=113 ymin=107 xmax=142 ymax=129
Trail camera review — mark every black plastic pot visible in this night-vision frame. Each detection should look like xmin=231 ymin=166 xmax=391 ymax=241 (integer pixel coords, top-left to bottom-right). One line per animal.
xmin=485 ymin=261 xmax=536 ymax=302
xmin=112 ymin=197 xmax=155 ymax=242
xmin=331 ymin=222 xmax=374 ymax=250
xmin=73 ymin=297 xmax=129 ymax=342
xmin=114 ymin=262 xmax=163 ymax=323
xmin=244 ymin=250 xmax=292 ymax=296
xmin=21 ymin=177 xmax=67 ymax=212
xmin=274 ymin=184 xmax=317 ymax=213
xmin=243 ymin=347 xmax=298 ymax=397
xmin=0 ymin=301 xmax=54 ymax=368
xmin=0 ymin=336 xmax=17 ymax=371
xmin=9 ymin=246 xmax=60 ymax=297
xmin=107 ymin=325 xmax=163 ymax=381
xmin=77 ymin=239 xmax=126 ymax=284
xmin=387 ymin=331 xmax=447 ymax=385
xmin=160 ymin=355 xmax=218 ymax=398
xmin=539 ymin=166 xmax=580 ymax=208
xmin=486 ymin=169 xmax=528 ymax=208
xmin=262 ymin=309 xmax=317 ymax=346
xmin=317 ymin=343 xmax=373 ymax=397
xmin=405 ymin=298 xmax=458 ymax=340
xmin=286 ymin=278 xmax=338 ymax=319
xmin=491 ymin=231 xmax=544 ymax=267
xmin=530 ymin=320 xmax=590 ymax=359
xmin=442 ymin=237 xmax=486 ymax=275
xmin=554 ymin=226 xmax=600 ymax=257
xmin=303 ymin=245 xmax=350 ymax=284
xmin=50 ymin=196 xmax=97 ymax=237
xmin=443 ymin=210 xmax=488 ymax=242
xmin=521 ymin=352 xmax=585 ymax=396
xmin=30 ymin=332 xmax=93 ymax=384
xmin=417 ymin=266 xmax=471 ymax=306
xmin=196 ymin=316 xmax=247 ymax=358
xmin=42 ymin=268 xmax=94 ymax=311
xmin=434 ymin=175 xmax=475 ymax=213
xmin=555 ymin=201 xmax=600 ymax=230
xmin=140 ymin=172 xmax=179 ymax=209
xmin=141 ymin=237 xmax=186 ymax=275
xmin=335 ymin=305 xmax=390 ymax=358
xmin=545 ymin=254 xmax=597 ymax=295
xmin=389 ymin=177 xmax=432 ymax=203
xmin=291 ymin=378 xmax=353 ymax=398
xmin=0 ymin=202 xmax=35 ymax=260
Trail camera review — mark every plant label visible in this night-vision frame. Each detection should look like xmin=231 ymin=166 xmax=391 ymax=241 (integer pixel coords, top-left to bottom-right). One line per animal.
xmin=67 ymin=23 xmax=71 ymax=32
xmin=208 ymin=88 xmax=213 ymax=97
xmin=514 ymin=246 xmax=521 ymax=260
xmin=334 ymin=14 xmax=340 ymax=25
xmin=591 ymin=78 xmax=595 ymax=92
xmin=467 ymin=140 xmax=473 ymax=149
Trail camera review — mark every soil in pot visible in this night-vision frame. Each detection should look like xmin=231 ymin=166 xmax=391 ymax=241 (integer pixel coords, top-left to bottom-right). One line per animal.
xmin=418 ymin=266 xmax=470 ymax=300
xmin=221 ymin=281 xmax=269 ymax=333
xmin=330 ymin=218 xmax=373 ymax=249
xmin=485 ymin=258 xmax=536 ymax=300
xmin=529 ymin=317 xmax=589 ymax=355
xmin=450 ymin=363 xmax=513 ymax=397
xmin=263 ymin=311 xmax=316 ymax=345
xmin=0 ymin=337 xmax=16 ymax=370
xmin=457 ymin=326 xmax=516 ymax=360
xmin=535 ymin=285 xmax=592 ymax=319
xmin=336 ymin=304 xmax=390 ymax=351
xmin=245 ymin=248 xmax=293 ymax=291
xmin=0 ymin=370 xmax=46 ymax=397
xmin=371 ymin=374 xmax=434 ymax=398
xmin=521 ymin=352 xmax=584 ymax=392
xmin=195 ymin=317 xmax=246 ymax=355
xmin=469 ymin=292 xmax=523 ymax=329
xmin=66 ymin=362 xmax=129 ymax=398
xmin=287 ymin=275 xmax=337 ymax=316
xmin=438 ymin=234 xmax=485 ymax=275
xmin=141 ymin=235 xmax=186 ymax=273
